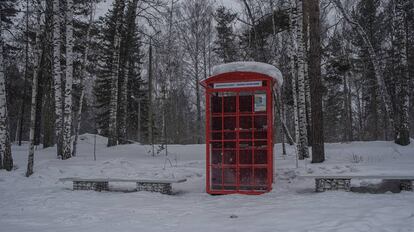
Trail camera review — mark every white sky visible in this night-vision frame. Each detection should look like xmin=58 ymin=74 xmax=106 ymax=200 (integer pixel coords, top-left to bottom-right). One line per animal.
xmin=95 ymin=0 xmax=243 ymax=19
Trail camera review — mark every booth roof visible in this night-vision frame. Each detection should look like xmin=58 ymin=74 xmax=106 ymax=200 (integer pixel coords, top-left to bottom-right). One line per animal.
xmin=211 ymin=61 xmax=283 ymax=86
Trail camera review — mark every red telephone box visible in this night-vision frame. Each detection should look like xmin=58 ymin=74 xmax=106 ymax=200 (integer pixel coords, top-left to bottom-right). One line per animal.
xmin=201 ymin=62 xmax=283 ymax=195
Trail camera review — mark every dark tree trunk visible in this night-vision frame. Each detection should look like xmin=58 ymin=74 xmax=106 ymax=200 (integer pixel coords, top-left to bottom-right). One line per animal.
xmin=309 ymin=0 xmax=325 ymax=163
xmin=42 ymin=0 xmax=54 ymax=148
xmin=43 ymin=79 xmax=54 ymax=148
xmin=34 ymin=68 xmax=44 ymax=146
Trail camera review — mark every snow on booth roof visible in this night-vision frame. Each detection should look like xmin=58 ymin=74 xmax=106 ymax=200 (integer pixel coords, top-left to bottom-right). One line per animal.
xmin=211 ymin=61 xmax=283 ymax=86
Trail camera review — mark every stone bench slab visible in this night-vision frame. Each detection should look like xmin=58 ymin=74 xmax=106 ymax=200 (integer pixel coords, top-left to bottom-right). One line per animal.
xmin=59 ymin=178 xmax=187 ymax=184
xmin=299 ymin=175 xmax=413 ymax=192
xmin=59 ymin=178 xmax=187 ymax=194
xmin=300 ymin=175 xmax=414 ymax=180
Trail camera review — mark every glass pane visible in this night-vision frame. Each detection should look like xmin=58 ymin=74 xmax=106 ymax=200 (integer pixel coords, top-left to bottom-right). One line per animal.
xmin=223 ymin=168 xmax=237 ymax=184
xmin=223 ymin=150 xmax=236 ymax=164
xmin=254 ymin=141 xmax=267 ymax=149
xmin=254 ymin=168 xmax=268 ymax=185
xmin=240 ymin=168 xmax=252 ymax=185
xmin=211 ymin=142 xmax=222 ymax=149
xmin=239 ymin=141 xmax=252 ymax=149
xmin=254 ymin=149 xmax=267 ymax=164
xmin=224 ymin=141 xmax=236 ymax=149
xmin=254 ymin=115 xmax=267 ymax=130
xmin=223 ymin=95 xmax=236 ymax=113
xmin=240 ymin=131 xmax=252 ymax=139
xmin=211 ymin=150 xmax=222 ymax=165
xmin=212 ymin=117 xmax=222 ymax=130
xmin=211 ymin=95 xmax=222 ymax=113
xmin=239 ymin=93 xmax=253 ymax=112
xmin=211 ymin=132 xmax=222 ymax=140
xmin=224 ymin=132 xmax=236 ymax=140
xmin=254 ymin=130 xmax=267 ymax=139
xmin=240 ymin=116 xmax=252 ymax=130
xmin=211 ymin=168 xmax=222 ymax=189
xmin=224 ymin=117 xmax=236 ymax=130
xmin=239 ymin=149 xmax=252 ymax=164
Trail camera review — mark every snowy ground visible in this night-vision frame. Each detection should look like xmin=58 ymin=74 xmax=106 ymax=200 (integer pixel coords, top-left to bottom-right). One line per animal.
xmin=1 ymin=134 xmax=414 ymax=232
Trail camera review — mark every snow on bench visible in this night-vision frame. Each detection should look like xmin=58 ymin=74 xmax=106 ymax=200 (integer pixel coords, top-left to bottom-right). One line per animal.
xmin=299 ymin=175 xmax=414 ymax=192
xmin=59 ymin=178 xmax=187 ymax=195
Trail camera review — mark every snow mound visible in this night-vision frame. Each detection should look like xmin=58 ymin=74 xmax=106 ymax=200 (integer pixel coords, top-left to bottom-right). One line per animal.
xmin=212 ymin=61 xmax=283 ymax=86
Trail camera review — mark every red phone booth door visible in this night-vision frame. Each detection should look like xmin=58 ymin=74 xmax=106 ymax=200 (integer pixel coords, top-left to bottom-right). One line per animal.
xmin=208 ymin=88 xmax=272 ymax=194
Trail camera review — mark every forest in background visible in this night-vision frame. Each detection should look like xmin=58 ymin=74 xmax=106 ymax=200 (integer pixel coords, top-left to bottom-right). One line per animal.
xmin=0 ymin=0 xmax=413 ymax=173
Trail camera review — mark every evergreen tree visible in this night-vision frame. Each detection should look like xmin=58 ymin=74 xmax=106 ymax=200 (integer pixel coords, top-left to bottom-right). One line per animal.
xmin=323 ymin=31 xmax=350 ymax=142
xmin=213 ymin=6 xmax=237 ymax=63
xmin=94 ymin=0 xmax=125 ymax=141
xmin=94 ymin=0 xmax=147 ymax=144
xmin=354 ymin=0 xmax=383 ymax=140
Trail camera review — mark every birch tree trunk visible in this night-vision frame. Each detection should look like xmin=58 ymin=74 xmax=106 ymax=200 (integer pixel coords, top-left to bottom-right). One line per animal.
xmin=393 ymin=0 xmax=410 ymax=145
xmin=343 ymin=41 xmax=353 ymax=142
xmin=296 ymin=0 xmax=309 ymax=159
xmin=72 ymin=1 xmax=94 ymax=157
xmin=0 ymin=18 xmax=13 ymax=171
xmin=303 ymin=0 xmax=312 ymax=146
xmin=195 ymin=18 xmax=201 ymax=144
xmin=108 ymin=0 xmax=125 ymax=147
xmin=52 ymin=0 xmax=63 ymax=158
xmin=61 ymin=0 xmax=74 ymax=159
xmin=26 ymin=2 xmax=41 ymax=177
xmin=195 ymin=58 xmax=201 ymax=144
xmin=343 ymin=73 xmax=353 ymax=142
xmin=288 ymin=0 xmax=300 ymax=158
xmin=147 ymin=39 xmax=153 ymax=149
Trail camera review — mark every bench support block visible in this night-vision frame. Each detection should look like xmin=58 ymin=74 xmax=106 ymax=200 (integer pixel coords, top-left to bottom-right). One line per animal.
xmin=73 ymin=181 xmax=109 ymax=191
xmin=136 ymin=182 xmax=172 ymax=195
xmin=316 ymin=178 xmax=351 ymax=192
xmin=400 ymin=180 xmax=413 ymax=191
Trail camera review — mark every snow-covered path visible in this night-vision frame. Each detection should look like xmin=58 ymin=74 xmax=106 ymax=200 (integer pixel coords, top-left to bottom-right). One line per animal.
xmin=1 ymin=135 xmax=414 ymax=232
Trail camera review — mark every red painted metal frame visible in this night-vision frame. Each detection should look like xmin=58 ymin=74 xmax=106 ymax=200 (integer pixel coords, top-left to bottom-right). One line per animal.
xmin=201 ymin=71 xmax=277 ymax=195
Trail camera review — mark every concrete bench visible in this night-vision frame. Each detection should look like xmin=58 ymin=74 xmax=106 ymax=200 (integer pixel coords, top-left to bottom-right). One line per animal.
xmin=59 ymin=178 xmax=187 ymax=195
xmin=299 ymin=175 xmax=414 ymax=192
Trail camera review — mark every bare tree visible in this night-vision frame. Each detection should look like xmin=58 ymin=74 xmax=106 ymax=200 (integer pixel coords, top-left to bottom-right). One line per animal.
xmin=177 ymin=0 xmax=213 ymax=144
xmin=309 ymin=0 xmax=324 ymax=162
xmin=393 ymin=0 xmax=410 ymax=145
xmin=62 ymin=0 xmax=74 ymax=159
xmin=72 ymin=1 xmax=95 ymax=157
xmin=333 ymin=0 xmax=395 ymax=139
xmin=0 ymin=14 xmax=13 ymax=171
xmin=107 ymin=0 xmax=126 ymax=147
xmin=26 ymin=1 xmax=42 ymax=177
xmin=52 ymin=0 xmax=63 ymax=157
